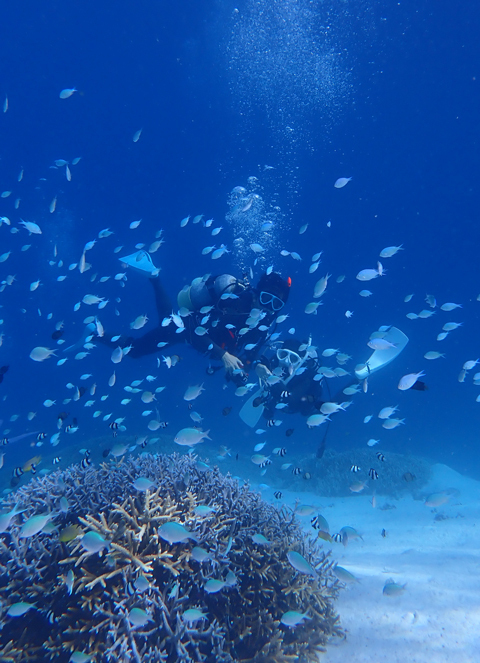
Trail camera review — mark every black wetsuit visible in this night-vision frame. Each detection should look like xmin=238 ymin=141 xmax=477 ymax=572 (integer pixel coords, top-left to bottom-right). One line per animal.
xmin=258 ymin=345 xmax=331 ymax=459
xmin=261 ymin=353 xmax=326 ymax=420
xmin=102 ymin=276 xmax=276 ymax=365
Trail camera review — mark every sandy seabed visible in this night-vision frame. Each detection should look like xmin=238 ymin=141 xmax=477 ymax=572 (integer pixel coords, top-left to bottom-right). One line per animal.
xmin=258 ymin=463 xmax=480 ymax=663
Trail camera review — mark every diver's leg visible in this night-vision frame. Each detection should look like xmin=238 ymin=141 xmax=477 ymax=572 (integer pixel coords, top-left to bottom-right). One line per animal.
xmin=150 ymin=277 xmax=173 ymax=322
xmin=66 ymin=278 xmax=174 ymax=358
xmin=116 ymin=278 xmax=176 ymax=357
xmin=127 ymin=326 xmax=180 ymax=358
xmin=96 ymin=326 xmax=178 ymax=359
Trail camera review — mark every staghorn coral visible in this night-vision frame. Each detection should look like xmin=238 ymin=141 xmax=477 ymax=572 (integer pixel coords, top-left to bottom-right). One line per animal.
xmin=0 ymin=453 xmax=343 ymax=662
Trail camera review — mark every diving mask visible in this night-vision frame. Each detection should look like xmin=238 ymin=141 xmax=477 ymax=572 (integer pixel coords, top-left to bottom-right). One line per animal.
xmin=277 ymin=348 xmax=302 ymax=370
xmin=260 ymin=291 xmax=285 ymax=312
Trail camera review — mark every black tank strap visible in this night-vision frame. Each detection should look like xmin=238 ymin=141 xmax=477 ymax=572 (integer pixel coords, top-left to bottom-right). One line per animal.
xmin=205 ymin=276 xmax=218 ymax=303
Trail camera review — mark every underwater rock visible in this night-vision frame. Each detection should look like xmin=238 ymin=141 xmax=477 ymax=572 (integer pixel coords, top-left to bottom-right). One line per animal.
xmin=0 ymin=453 xmax=343 ymax=662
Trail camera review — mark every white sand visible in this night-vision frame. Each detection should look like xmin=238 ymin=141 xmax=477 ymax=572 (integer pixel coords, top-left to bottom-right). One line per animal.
xmin=260 ymin=463 xmax=480 ymax=663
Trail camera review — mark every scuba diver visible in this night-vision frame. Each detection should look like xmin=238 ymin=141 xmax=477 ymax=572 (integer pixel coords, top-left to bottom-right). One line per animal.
xmin=253 ymin=338 xmax=333 ymax=458
xmin=254 ymin=338 xmax=324 ymax=419
xmin=239 ymin=327 xmax=412 ymax=457
xmin=175 ymin=266 xmax=291 ymax=378
xmin=74 ymin=250 xmax=291 ymax=379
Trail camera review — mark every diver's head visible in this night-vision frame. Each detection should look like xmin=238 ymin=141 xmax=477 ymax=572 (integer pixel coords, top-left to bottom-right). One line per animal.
xmin=257 ymin=272 xmax=291 ymax=313
xmin=276 ymin=347 xmax=302 ymax=372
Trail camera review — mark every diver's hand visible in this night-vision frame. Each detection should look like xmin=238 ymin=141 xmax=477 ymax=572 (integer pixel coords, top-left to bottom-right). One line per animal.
xmin=222 ymin=351 xmax=244 ymax=373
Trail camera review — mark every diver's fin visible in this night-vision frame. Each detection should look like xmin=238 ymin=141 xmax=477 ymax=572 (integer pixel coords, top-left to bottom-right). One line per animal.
xmin=62 ymin=323 xmax=96 ymax=354
xmin=119 ymin=250 xmax=160 ymax=277
xmin=355 ymin=326 xmax=409 ymax=380
xmin=239 ymin=389 xmax=265 ymax=428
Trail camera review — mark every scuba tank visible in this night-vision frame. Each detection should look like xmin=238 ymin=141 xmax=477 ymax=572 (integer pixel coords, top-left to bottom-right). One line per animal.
xmin=177 ymin=274 xmax=241 ymax=311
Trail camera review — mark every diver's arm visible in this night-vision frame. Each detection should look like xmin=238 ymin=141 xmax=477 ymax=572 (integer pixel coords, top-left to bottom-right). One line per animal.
xmin=190 ymin=332 xmax=227 ymax=360
xmin=190 ymin=331 xmax=222 ymax=357
xmin=191 ymin=332 xmax=243 ymax=372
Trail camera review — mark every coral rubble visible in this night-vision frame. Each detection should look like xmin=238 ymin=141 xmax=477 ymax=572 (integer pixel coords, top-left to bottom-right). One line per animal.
xmin=0 ymin=453 xmax=343 ymax=662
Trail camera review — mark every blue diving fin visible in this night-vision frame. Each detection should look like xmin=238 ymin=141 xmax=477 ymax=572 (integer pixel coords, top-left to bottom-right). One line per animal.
xmin=62 ymin=322 xmax=97 ymax=354
xmin=119 ymin=250 xmax=160 ymax=277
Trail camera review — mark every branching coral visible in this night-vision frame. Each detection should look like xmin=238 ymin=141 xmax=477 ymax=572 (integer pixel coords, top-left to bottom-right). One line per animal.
xmin=279 ymin=448 xmax=432 ymax=497
xmin=0 ymin=453 xmax=343 ymax=662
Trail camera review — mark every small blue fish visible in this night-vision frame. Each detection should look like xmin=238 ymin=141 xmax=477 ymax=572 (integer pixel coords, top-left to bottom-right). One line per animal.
xmin=383 ymin=579 xmax=407 ymax=596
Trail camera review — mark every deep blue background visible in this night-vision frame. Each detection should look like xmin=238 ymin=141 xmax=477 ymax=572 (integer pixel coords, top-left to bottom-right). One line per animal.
xmin=0 ymin=0 xmax=479 ymax=481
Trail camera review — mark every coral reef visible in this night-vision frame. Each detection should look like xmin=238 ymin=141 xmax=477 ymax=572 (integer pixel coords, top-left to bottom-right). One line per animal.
xmin=273 ymin=448 xmax=432 ymax=497
xmin=0 ymin=453 xmax=343 ymax=662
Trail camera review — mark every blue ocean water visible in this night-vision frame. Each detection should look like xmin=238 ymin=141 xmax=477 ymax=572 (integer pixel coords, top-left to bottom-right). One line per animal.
xmin=0 ymin=0 xmax=479 ymax=486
